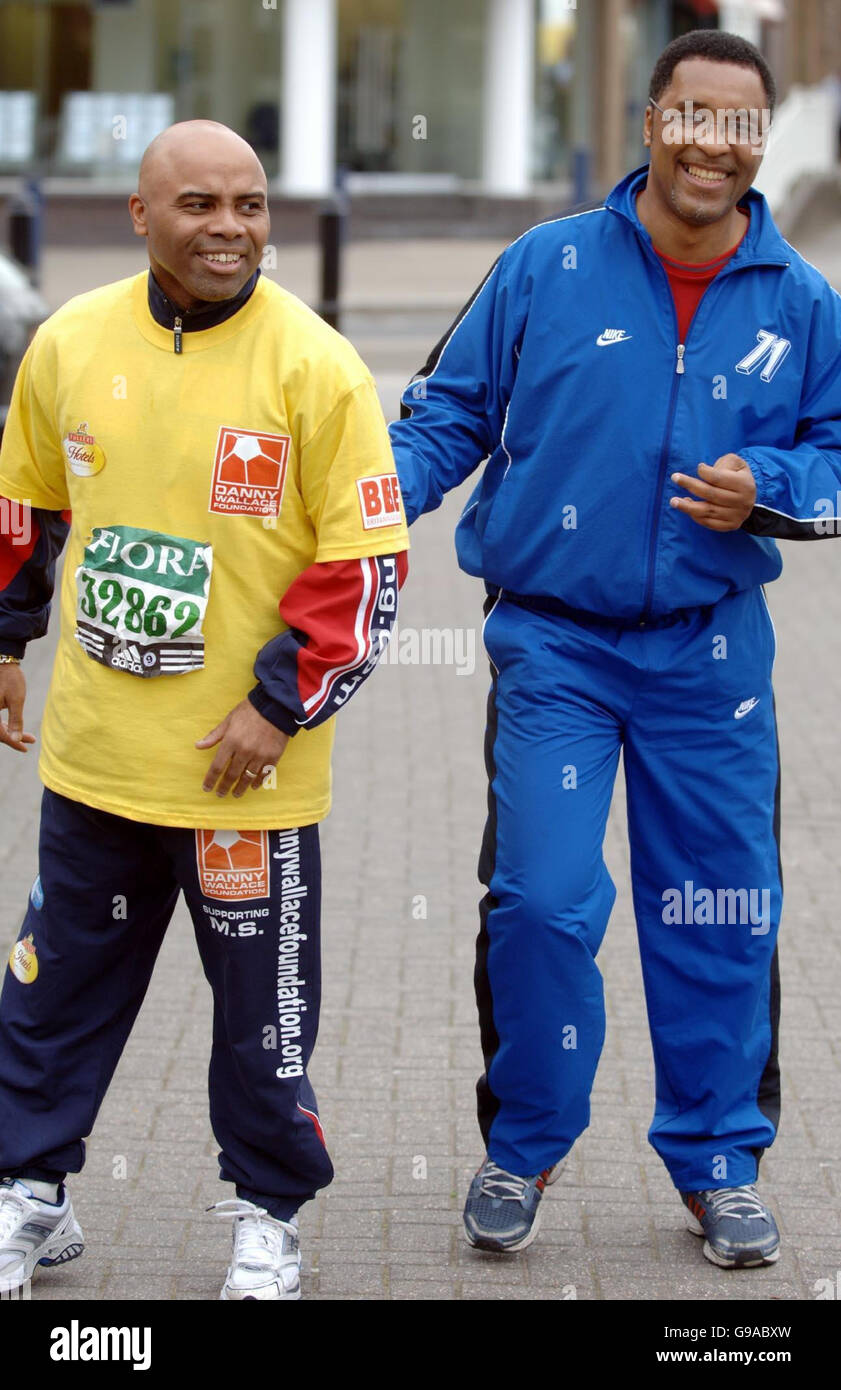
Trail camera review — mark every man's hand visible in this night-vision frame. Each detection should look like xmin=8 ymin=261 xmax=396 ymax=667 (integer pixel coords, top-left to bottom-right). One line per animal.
xmin=0 ymin=665 xmax=35 ymax=754
xmin=196 ymin=699 xmax=289 ymax=798
xmin=670 ymin=453 xmax=757 ymax=531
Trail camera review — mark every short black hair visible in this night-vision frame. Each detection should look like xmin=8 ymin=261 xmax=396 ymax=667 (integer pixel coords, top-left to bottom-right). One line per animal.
xmin=649 ymin=29 xmax=776 ymax=114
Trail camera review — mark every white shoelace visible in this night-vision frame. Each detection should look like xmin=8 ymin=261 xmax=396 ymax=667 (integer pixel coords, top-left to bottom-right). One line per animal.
xmin=478 ymin=1161 xmax=531 ymax=1201
xmin=700 ymin=1186 xmax=769 ymax=1221
xmin=210 ymin=1198 xmax=298 ymax=1271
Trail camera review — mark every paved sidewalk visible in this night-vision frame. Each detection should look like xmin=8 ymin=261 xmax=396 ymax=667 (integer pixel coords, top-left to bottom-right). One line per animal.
xmin=2 ymin=220 xmax=841 ymax=1300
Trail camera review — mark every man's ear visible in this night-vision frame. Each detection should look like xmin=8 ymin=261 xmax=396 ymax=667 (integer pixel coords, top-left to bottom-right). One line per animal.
xmin=643 ymin=104 xmax=653 ymax=149
xmin=128 ymin=193 xmax=148 ymax=238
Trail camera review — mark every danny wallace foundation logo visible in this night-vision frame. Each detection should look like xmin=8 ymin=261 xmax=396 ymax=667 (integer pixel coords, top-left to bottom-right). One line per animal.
xmin=273 ymin=829 xmax=309 ymax=1080
xmin=50 ymin=1321 xmax=151 ymax=1371
xmin=9 ymin=933 xmax=38 ymax=983
xmin=196 ymin=830 xmax=270 ymax=901
xmin=661 ymin=881 xmax=771 ymax=936
xmin=209 ymin=426 xmax=290 ymax=518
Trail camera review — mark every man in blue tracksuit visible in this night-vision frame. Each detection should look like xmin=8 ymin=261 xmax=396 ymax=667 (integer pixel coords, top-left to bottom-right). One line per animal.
xmin=389 ymin=30 xmax=841 ymax=1267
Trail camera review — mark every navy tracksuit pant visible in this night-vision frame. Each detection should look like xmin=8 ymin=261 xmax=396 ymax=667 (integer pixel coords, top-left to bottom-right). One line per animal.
xmin=0 ymin=790 xmax=333 ymax=1221
xmin=476 ymin=587 xmax=782 ymax=1192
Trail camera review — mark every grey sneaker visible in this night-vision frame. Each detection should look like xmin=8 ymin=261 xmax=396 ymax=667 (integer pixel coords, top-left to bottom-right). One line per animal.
xmin=463 ymin=1156 xmax=563 ymax=1252
xmin=681 ymin=1185 xmax=780 ymax=1268
xmin=0 ymin=1177 xmax=85 ymax=1293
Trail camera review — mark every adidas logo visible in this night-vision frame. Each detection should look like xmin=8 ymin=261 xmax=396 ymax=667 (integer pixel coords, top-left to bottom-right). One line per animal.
xmin=111 ymin=642 xmax=144 ymax=673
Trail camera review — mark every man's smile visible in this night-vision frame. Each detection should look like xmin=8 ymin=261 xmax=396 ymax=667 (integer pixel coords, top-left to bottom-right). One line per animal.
xmin=197 ymin=250 xmax=246 ymax=269
xmin=678 ymin=160 xmax=732 ymax=188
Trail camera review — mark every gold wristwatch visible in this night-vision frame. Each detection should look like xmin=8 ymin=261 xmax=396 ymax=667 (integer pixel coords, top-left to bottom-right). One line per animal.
xmin=0 ymin=654 xmax=21 ymax=665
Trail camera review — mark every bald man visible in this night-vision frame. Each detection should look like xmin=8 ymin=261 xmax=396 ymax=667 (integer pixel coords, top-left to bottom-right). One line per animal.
xmin=0 ymin=122 xmax=409 ymax=1300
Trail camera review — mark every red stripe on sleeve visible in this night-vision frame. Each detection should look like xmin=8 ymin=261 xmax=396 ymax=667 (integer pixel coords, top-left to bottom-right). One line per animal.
xmin=0 ymin=502 xmax=40 ymax=588
xmin=279 ymin=557 xmax=377 ymax=711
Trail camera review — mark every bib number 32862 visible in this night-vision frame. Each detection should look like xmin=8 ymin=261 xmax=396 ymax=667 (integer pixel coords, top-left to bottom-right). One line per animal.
xmin=74 ymin=524 xmax=213 ymax=677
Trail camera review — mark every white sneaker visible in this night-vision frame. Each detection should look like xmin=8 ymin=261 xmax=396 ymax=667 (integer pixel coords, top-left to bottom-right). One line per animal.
xmin=212 ymin=1198 xmax=302 ymax=1301
xmin=0 ymin=1178 xmax=85 ymax=1293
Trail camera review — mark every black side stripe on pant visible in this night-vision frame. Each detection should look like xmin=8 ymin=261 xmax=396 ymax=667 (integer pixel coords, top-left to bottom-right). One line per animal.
xmin=755 ymin=694 xmax=783 ymax=1165
xmin=475 ymin=595 xmax=502 ymax=1146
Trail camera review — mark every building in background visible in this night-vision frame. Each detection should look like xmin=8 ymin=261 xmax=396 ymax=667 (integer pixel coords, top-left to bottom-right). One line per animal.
xmin=0 ymin=0 xmax=836 ymax=234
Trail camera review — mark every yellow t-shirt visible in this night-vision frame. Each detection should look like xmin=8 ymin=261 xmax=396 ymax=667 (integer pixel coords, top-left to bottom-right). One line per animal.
xmin=0 ymin=272 xmax=409 ymax=828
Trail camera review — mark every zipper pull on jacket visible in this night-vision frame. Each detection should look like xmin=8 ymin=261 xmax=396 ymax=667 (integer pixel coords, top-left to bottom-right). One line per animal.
xmin=676 ymin=343 xmax=685 ymax=375
xmin=174 ymin=317 xmax=183 ymax=354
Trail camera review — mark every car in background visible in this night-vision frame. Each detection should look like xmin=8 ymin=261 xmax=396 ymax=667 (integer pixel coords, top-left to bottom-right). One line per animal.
xmin=0 ymin=252 xmax=48 ymax=443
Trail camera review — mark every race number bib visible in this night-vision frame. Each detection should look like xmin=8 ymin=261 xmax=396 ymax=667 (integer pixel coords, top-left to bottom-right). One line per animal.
xmin=74 ymin=525 xmax=213 ymax=677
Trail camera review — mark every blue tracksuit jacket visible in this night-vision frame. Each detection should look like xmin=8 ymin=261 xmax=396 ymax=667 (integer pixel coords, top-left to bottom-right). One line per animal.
xmin=391 ymin=164 xmax=841 ymax=617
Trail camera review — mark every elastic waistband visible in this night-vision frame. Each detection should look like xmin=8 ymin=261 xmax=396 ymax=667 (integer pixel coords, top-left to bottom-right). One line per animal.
xmin=488 ymin=587 xmax=708 ymax=631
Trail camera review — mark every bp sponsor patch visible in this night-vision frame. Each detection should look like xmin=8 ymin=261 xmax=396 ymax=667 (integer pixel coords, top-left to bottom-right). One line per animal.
xmin=74 ymin=524 xmax=213 ymax=677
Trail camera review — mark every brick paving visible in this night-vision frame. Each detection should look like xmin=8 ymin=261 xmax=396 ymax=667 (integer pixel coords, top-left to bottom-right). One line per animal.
xmin=2 ymin=225 xmax=841 ymax=1301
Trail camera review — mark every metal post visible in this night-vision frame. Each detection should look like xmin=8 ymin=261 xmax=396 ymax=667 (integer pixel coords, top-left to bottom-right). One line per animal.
xmin=573 ymin=148 xmax=591 ymax=206
xmin=318 ymin=171 xmax=347 ymax=331
xmin=8 ymin=179 xmax=42 ymax=287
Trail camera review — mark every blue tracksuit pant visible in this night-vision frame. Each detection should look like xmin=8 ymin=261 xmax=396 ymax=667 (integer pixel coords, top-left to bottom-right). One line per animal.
xmin=476 ymin=587 xmax=782 ymax=1192
xmin=0 ymin=790 xmax=333 ymax=1220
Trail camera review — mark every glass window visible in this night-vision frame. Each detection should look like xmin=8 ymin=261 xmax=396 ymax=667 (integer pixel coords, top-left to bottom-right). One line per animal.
xmin=0 ymin=0 xmax=497 ymax=185
xmin=535 ymin=0 xmax=577 ymax=184
xmin=392 ymin=0 xmax=485 ymax=181
xmin=0 ymin=0 xmax=285 ymax=179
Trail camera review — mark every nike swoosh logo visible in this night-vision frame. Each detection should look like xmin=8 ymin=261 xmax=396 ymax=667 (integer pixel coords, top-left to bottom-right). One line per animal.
xmin=596 ymin=333 xmax=632 ymax=346
xmin=734 ymin=698 xmax=760 ymax=719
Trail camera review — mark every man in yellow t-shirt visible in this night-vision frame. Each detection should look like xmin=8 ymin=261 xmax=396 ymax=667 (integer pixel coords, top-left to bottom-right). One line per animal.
xmin=0 ymin=121 xmax=408 ymax=1301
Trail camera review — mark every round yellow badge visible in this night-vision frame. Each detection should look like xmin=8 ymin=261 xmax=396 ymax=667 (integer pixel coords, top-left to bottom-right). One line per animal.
xmin=63 ymin=422 xmax=106 ymax=478
xmin=9 ymin=933 xmax=38 ymax=984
